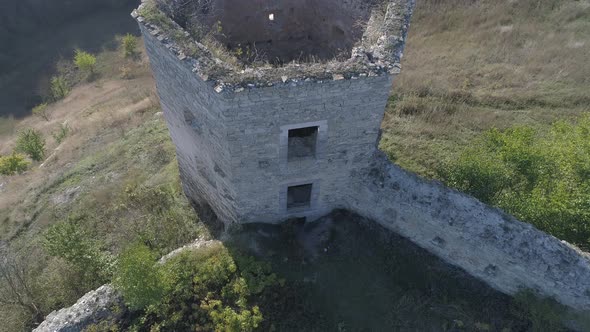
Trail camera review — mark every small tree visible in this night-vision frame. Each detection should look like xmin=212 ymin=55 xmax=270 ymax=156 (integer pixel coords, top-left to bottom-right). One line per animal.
xmin=44 ymin=217 xmax=113 ymax=289
xmin=50 ymin=76 xmax=69 ymax=101
xmin=122 ymin=34 xmax=138 ymax=58
xmin=52 ymin=122 xmax=70 ymax=144
xmin=74 ymin=49 xmax=97 ymax=76
xmin=0 ymin=153 xmax=30 ymax=175
xmin=113 ymin=243 xmax=164 ymax=310
xmin=15 ymin=129 xmax=45 ymax=162
xmin=32 ymin=103 xmax=50 ymax=121
xmin=0 ymin=246 xmax=43 ymax=323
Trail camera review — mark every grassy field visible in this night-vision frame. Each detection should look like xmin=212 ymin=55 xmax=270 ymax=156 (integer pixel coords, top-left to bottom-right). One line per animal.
xmin=381 ymin=0 xmax=590 ymax=177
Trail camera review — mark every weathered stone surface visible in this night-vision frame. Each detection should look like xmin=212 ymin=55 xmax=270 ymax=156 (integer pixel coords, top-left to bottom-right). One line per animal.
xmin=33 ymin=285 xmax=123 ymax=332
xmin=136 ymin=0 xmax=414 ymax=225
xmin=134 ymin=0 xmax=590 ymax=314
xmin=348 ymin=152 xmax=590 ymax=311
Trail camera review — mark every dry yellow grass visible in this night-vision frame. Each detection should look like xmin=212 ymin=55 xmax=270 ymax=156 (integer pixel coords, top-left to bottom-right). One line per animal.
xmin=381 ymin=0 xmax=590 ymax=177
xmin=0 ymin=44 xmax=158 ymax=240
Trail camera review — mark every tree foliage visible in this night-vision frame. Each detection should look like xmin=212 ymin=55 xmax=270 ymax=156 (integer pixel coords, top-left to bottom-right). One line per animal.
xmin=122 ymin=34 xmax=138 ymax=58
xmin=32 ymin=103 xmax=50 ymax=121
xmin=0 ymin=153 xmax=29 ymax=175
xmin=440 ymin=115 xmax=590 ymax=250
xmin=15 ymin=129 xmax=46 ymax=162
xmin=44 ymin=217 xmax=113 ymax=289
xmin=50 ymin=76 xmax=69 ymax=101
xmin=0 ymin=246 xmax=43 ymax=323
xmin=113 ymin=243 xmax=164 ymax=311
xmin=74 ymin=49 xmax=97 ymax=75
xmin=114 ymin=243 xmax=273 ymax=331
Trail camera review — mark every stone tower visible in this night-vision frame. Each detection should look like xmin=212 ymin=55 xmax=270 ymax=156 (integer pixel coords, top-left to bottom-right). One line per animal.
xmin=134 ymin=0 xmax=415 ymax=224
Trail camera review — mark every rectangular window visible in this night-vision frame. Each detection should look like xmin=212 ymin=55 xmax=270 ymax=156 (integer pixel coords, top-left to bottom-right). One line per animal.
xmin=288 ymin=126 xmax=318 ymax=160
xmin=287 ymin=184 xmax=313 ymax=210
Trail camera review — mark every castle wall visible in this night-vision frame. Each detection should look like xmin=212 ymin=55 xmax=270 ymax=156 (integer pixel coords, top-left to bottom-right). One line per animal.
xmin=221 ymin=76 xmax=392 ymax=223
xmin=141 ymin=24 xmax=239 ymax=223
xmin=348 ymin=152 xmax=590 ymax=310
xmin=143 ymin=18 xmax=395 ymax=224
xmin=137 ymin=0 xmax=590 ymax=313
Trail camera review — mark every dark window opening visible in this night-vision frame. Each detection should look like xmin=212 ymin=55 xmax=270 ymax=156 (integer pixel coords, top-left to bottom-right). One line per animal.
xmin=287 ymin=184 xmax=313 ymax=210
xmin=288 ymin=126 xmax=318 ymax=160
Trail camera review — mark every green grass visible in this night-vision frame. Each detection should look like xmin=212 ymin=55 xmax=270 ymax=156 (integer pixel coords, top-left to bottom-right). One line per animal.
xmin=381 ymin=0 xmax=590 ymax=178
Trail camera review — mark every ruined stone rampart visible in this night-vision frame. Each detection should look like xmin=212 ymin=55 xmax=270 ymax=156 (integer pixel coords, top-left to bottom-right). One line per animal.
xmin=349 ymin=152 xmax=590 ymax=311
xmin=133 ymin=0 xmax=590 ymax=314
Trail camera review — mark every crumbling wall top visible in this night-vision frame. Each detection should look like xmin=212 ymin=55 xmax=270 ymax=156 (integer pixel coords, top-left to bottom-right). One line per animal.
xmin=132 ymin=0 xmax=416 ymax=93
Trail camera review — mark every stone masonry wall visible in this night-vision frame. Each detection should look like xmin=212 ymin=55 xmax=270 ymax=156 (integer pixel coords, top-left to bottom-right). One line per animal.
xmin=141 ymin=24 xmax=239 ymax=223
xmin=348 ymin=152 xmax=590 ymax=311
xmin=223 ymin=75 xmax=393 ymax=223
xmin=137 ymin=0 xmax=590 ymax=312
xmin=141 ymin=12 xmax=395 ymax=225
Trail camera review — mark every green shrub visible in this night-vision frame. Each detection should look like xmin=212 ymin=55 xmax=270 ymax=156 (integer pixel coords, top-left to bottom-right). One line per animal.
xmin=440 ymin=115 xmax=590 ymax=249
xmin=116 ymin=244 xmax=270 ymax=331
xmin=15 ymin=129 xmax=46 ymax=162
xmin=113 ymin=243 xmax=164 ymax=310
xmin=44 ymin=217 xmax=113 ymax=289
xmin=52 ymin=122 xmax=70 ymax=144
xmin=50 ymin=76 xmax=69 ymax=101
xmin=32 ymin=103 xmax=50 ymax=121
xmin=0 ymin=153 xmax=30 ymax=175
xmin=114 ymin=183 xmax=199 ymax=254
xmin=74 ymin=49 xmax=97 ymax=76
xmin=122 ymin=34 xmax=138 ymax=58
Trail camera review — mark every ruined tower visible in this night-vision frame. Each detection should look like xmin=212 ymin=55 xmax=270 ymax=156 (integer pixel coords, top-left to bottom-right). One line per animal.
xmin=133 ymin=0 xmax=415 ymax=224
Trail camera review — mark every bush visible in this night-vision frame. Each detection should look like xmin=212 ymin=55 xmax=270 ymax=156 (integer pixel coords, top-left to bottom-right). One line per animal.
xmin=122 ymin=34 xmax=138 ymax=58
xmin=15 ymin=129 xmax=46 ymax=162
xmin=44 ymin=217 xmax=114 ymax=289
xmin=119 ymin=65 xmax=132 ymax=79
xmin=115 ymin=244 xmax=271 ymax=331
xmin=0 ymin=153 xmax=30 ymax=175
xmin=113 ymin=243 xmax=164 ymax=310
xmin=439 ymin=116 xmax=590 ymax=250
xmin=32 ymin=103 xmax=50 ymax=121
xmin=50 ymin=76 xmax=69 ymax=101
xmin=114 ymin=183 xmax=199 ymax=254
xmin=74 ymin=49 xmax=97 ymax=76
xmin=52 ymin=122 xmax=70 ymax=144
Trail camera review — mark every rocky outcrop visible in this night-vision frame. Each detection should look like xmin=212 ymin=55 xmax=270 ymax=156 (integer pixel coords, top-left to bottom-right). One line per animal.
xmin=33 ymin=285 xmax=123 ymax=332
xmin=34 ymin=238 xmax=217 ymax=332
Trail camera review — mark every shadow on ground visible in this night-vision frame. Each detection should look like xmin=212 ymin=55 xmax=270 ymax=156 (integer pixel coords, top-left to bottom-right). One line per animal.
xmin=226 ymin=210 xmax=531 ymax=331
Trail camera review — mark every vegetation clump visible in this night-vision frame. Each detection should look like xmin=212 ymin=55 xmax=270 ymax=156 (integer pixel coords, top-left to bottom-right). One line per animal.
xmin=114 ymin=243 xmax=273 ymax=331
xmin=74 ymin=49 xmax=97 ymax=78
xmin=440 ymin=116 xmax=590 ymax=250
xmin=44 ymin=217 xmax=114 ymax=290
xmin=122 ymin=33 xmax=138 ymax=58
xmin=32 ymin=103 xmax=50 ymax=121
xmin=15 ymin=128 xmax=46 ymax=162
xmin=50 ymin=76 xmax=69 ymax=101
xmin=52 ymin=122 xmax=70 ymax=144
xmin=0 ymin=153 xmax=30 ymax=175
